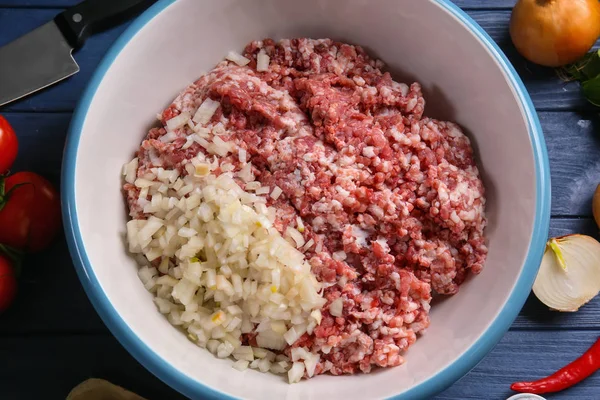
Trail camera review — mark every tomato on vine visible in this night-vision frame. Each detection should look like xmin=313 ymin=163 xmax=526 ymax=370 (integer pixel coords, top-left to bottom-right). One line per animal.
xmin=0 ymin=172 xmax=61 ymax=252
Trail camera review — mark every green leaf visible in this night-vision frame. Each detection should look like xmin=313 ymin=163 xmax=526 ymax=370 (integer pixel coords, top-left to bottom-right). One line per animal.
xmin=557 ymin=50 xmax=600 ymax=108
xmin=581 ymin=49 xmax=600 ymax=80
xmin=558 ymin=50 xmax=600 ymax=82
xmin=582 ymin=74 xmax=600 ymax=107
xmin=559 ymin=52 xmax=593 ymax=81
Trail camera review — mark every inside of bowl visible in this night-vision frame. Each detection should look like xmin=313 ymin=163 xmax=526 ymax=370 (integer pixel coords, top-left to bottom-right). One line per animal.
xmin=72 ymin=0 xmax=538 ymax=398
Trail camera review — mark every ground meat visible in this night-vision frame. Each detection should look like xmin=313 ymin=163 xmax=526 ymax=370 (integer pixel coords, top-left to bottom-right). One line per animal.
xmin=126 ymin=38 xmax=487 ymax=378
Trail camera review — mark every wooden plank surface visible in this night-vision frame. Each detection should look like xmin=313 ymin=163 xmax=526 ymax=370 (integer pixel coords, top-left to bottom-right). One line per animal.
xmin=0 ymin=9 xmax=593 ymax=112
xmin=0 ymin=235 xmax=107 ymax=334
xmin=3 ymin=112 xmax=67 ymax=182
xmin=542 ymin=112 xmax=600 ymax=217
xmin=436 ymin=331 xmax=600 ymax=400
xmin=0 ymin=335 xmax=187 ymax=400
xmin=0 ymin=331 xmax=597 ymax=400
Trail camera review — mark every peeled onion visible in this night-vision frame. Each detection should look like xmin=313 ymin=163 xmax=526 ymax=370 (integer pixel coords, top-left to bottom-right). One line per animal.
xmin=510 ymin=0 xmax=600 ymax=67
xmin=533 ymin=235 xmax=600 ymax=312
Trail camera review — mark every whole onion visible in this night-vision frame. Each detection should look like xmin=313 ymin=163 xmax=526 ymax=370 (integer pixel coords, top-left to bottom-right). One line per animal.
xmin=510 ymin=0 xmax=600 ymax=67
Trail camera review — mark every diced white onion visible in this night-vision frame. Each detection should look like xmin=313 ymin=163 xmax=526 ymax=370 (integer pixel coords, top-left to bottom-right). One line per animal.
xmin=329 ymin=297 xmax=344 ymax=317
xmin=126 ymin=156 xmax=324 ymax=380
xmin=302 ymin=239 xmax=315 ymax=252
xmin=270 ymin=186 xmax=283 ymax=200
xmin=303 ymin=352 xmax=320 ymax=378
xmin=226 ymin=51 xmax=251 ymax=66
xmin=296 ymin=217 xmax=305 ymax=232
xmin=159 ymin=131 xmax=179 ymax=143
xmin=256 ymin=49 xmax=270 ymax=72
xmin=166 ymin=112 xmax=190 ymax=131
xmin=286 ymin=227 xmax=306 ymax=248
xmin=232 ymin=360 xmax=249 ymax=371
xmin=238 ymin=148 xmax=247 ymax=163
xmin=256 ymin=186 xmax=270 ymax=195
xmin=193 ymin=98 xmax=220 ymax=125
xmin=288 ymin=362 xmax=305 ymax=384
xmin=123 ymin=158 xmax=139 ymax=184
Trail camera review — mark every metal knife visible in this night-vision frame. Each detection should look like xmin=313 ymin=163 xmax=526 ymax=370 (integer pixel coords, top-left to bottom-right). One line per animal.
xmin=0 ymin=0 xmax=157 ymax=107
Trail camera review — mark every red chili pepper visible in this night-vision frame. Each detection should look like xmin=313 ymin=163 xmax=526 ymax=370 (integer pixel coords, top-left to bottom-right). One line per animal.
xmin=511 ymin=337 xmax=600 ymax=394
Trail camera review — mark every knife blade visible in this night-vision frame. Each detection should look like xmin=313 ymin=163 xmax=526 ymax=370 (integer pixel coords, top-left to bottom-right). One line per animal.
xmin=0 ymin=21 xmax=79 ymax=107
xmin=0 ymin=0 xmax=156 ymax=108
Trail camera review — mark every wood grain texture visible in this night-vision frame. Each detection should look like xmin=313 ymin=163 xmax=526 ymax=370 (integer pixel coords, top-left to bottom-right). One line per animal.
xmin=2 ymin=112 xmax=68 ymax=182
xmin=0 ymin=9 xmax=593 ymax=112
xmin=0 ymin=335 xmax=187 ymax=400
xmin=542 ymin=112 xmax=600 ymax=217
xmin=0 ymin=331 xmax=597 ymax=400
xmin=436 ymin=331 xmax=600 ymax=400
xmin=0 ymin=235 xmax=107 ymax=334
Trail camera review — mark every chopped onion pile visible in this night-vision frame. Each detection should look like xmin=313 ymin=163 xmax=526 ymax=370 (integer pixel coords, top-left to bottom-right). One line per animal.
xmin=533 ymin=235 xmax=600 ymax=312
xmin=124 ymin=95 xmax=325 ymax=382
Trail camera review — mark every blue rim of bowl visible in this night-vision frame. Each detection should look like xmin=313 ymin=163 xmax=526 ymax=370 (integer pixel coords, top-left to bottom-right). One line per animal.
xmin=62 ymin=1 xmax=551 ymax=399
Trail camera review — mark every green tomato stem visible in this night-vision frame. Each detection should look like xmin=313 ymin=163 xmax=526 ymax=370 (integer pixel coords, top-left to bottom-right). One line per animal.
xmin=0 ymin=180 xmax=29 ymax=213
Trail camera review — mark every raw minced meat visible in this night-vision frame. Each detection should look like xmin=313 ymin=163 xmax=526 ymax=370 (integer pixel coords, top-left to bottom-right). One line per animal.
xmin=125 ymin=38 xmax=487 ymax=379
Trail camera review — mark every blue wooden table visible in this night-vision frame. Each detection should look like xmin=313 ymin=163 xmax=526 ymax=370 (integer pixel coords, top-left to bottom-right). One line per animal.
xmin=1 ymin=1 xmax=600 ymax=399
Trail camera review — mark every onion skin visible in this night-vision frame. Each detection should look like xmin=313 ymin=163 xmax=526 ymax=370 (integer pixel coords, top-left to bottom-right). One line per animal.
xmin=594 ymin=184 xmax=600 ymax=229
xmin=510 ymin=0 xmax=600 ymax=67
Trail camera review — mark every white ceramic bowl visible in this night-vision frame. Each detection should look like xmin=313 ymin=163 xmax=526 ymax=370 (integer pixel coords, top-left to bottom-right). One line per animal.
xmin=62 ymin=0 xmax=551 ymax=399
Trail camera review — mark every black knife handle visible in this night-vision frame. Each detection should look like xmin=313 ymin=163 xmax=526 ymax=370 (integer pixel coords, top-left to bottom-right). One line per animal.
xmin=54 ymin=0 xmax=157 ymax=50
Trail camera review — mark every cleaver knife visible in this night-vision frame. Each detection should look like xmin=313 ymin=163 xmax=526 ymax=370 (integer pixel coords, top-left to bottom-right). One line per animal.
xmin=0 ymin=0 xmax=157 ymax=107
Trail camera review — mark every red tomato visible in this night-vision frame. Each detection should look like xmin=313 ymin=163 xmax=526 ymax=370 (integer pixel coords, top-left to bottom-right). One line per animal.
xmin=0 ymin=115 xmax=18 ymax=174
xmin=0 ymin=172 xmax=61 ymax=252
xmin=0 ymin=255 xmax=17 ymax=313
